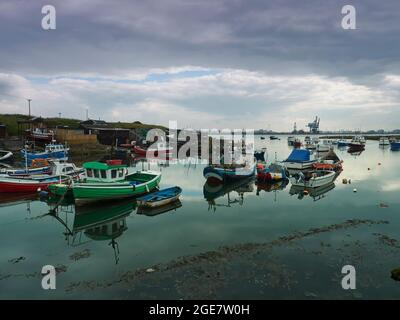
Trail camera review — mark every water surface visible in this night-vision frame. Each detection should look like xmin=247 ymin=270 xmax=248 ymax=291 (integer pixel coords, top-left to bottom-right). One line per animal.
xmin=1 ymin=137 xmax=400 ymax=299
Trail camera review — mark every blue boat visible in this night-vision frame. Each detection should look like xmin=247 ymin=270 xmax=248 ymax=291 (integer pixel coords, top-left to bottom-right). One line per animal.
xmin=203 ymin=162 xmax=256 ymax=183
xmin=283 ymin=149 xmax=316 ymax=170
xmin=390 ymin=142 xmax=400 ymax=151
xmin=21 ymin=143 xmax=69 ymax=162
xmin=137 ymin=186 xmax=182 ymax=208
xmin=337 ymin=139 xmax=348 ymax=147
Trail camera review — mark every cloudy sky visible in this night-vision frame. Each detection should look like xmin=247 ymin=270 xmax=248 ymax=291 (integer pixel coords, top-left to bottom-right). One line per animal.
xmin=0 ymin=0 xmax=399 ymax=131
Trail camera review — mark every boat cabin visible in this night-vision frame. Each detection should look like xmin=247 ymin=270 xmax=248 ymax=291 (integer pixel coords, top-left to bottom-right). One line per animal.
xmin=45 ymin=143 xmax=68 ymax=153
xmin=83 ymin=161 xmax=128 ymax=183
xmin=49 ymin=161 xmax=82 ymax=176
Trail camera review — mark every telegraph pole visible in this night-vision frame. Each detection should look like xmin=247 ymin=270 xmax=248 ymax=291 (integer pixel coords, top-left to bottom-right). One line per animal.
xmin=27 ymin=99 xmax=32 ymax=117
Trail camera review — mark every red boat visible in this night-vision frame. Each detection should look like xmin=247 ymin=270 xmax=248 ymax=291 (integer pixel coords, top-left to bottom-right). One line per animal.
xmin=0 ymin=175 xmax=69 ymax=193
xmin=24 ymin=128 xmax=54 ymax=143
xmin=133 ymin=145 xmax=173 ymax=157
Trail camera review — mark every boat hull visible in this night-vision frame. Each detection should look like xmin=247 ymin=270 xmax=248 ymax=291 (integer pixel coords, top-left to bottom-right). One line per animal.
xmin=73 ymin=173 xmax=161 ymax=205
xmin=391 ymin=142 xmax=400 ymax=151
xmin=21 ymin=150 xmax=69 ymax=161
xmin=0 ymin=176 xmax=68 ymax=193
xmin=203 ymin=164 xmax=256 ymax=183
xmin=290 ymin=171 xmax=337 ymax=188
xmin=283 ymin=161 xmax=316 ymax=170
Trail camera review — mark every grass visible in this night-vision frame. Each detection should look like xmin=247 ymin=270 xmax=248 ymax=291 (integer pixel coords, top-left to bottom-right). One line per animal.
xmin=0 ymin=114 xmax=167 ymax=136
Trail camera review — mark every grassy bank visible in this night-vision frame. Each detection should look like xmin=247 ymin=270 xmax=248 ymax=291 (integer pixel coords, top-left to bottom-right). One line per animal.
xmin=0 ymin=114 xmax=167 ymax=136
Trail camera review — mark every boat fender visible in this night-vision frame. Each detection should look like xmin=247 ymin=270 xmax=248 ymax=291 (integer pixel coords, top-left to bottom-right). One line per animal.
xmin=37 ymin=187 xmax=42 ymax=192
xmin=145 ymin=184 xmax=149 ymax=193
xmin=303 ymin=190 xmax=309 ymax=196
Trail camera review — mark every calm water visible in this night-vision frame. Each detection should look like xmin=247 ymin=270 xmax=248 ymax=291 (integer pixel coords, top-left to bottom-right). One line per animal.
xmin=1 ymin=136 xmax=400 ymax=299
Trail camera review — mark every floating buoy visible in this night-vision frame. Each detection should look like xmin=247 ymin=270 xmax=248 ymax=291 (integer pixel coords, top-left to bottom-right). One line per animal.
xmin=368 ymin=168 xmax=370 ymax=171
xmin=342 ymin=178 xmax=348 ymax=184
xmin=378 ymin=163 xmax=381 ymax=166
xmin=353 ymin=188 xmax=357 ymax=193
xmin=303 ymin=190 xmax=309 ymax=196
xmin=349 ymin=179 xmax=352 ymax=184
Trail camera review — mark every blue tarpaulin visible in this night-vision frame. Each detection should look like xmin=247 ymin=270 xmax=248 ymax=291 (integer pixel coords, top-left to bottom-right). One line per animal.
xmin=285 ymin=149 xmax=311 ymax=162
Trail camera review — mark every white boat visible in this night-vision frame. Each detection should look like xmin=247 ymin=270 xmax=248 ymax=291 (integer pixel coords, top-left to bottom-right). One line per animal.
xmin=305 ymin=143 xmax=316 ymax=150
xmin=379 ymin=137 xmax=390 ymax=146
xmin=316 ymin=140 xmax=332 ymax=152
xmin=283 ymin=149 xmax=316 ymax=170
xmin=348 ymin=135 xmax=366 ymax=150
xmin=290 ymin=170 xmax=337 ymax=188
xmin=0 ymin=150 xmax=13 ymax=162
xmin=287 ymin=136 xmax=296 ymax=146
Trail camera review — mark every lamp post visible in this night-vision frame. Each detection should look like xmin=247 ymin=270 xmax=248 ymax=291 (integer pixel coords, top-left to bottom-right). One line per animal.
xmin=27 ymin=99 xmax=32 ymax=117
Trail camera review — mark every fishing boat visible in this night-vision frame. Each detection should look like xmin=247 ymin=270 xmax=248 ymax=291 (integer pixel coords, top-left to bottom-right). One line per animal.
xmin=287 ymin=136 xmax=296 ymax=146
xmin=133 ymin=143 xmax=173 ymax=157
xmin=21 ymin=142 xmax=69 ymax=162
xmin=305 ymin=142 xmax=316 ymax=150
xmin=290 ymin=170 xmax=337 ymax=188
xmin=312 ymin=150 xmax=343 ymax=172
xmin=270 ymin=136 xmax=279 ymax=140
xmin=51 ymin=161 xmax=162 ymax=205
xmin=0 ymin=159 xmax=50 ymax=176
xmin=256 ymin=162 xmax=287 ymax=182
xmin=283 ymin=149 xmax=316 ymax=170
xmin=260 ymin=136 xmax=266 ymax=140
xmin=379 ymin=137 xmax=390 ymax=146
xmin=348 ymin=136 xmax=366 ymax=151
xmin=337 ymin=139 xmax=348 ymax=147
xmin=0 ymin=150 xmax=13 ymax=162
xmin=203 ymin=161 xmax=256 ymax=183
xmin=0 ymin=174 xmax=70 ymax=193
xmin=390 ymin=141 xmax=400 ymax=151
xmin=315 ymin=142 xmax=330 ymax=153
xmin=24 ymin=128 xmax=54 ymax=143
xmin=136 ymin=186 xmax=182 ymax=208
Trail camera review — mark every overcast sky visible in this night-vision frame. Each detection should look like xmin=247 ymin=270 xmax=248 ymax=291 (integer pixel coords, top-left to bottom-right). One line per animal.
xmin=0 ymin=0 xmax=399 ymax=131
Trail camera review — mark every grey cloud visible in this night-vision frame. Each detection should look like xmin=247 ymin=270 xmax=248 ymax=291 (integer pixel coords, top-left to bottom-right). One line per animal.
xmin=0 ymin=0 xmax=400 ymax=79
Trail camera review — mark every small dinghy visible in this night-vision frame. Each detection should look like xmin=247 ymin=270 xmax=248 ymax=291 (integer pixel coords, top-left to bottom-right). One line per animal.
xmin=137 ymin=186 xmax=182 ymax=208
xmin=312 ymin=150 xmax=343 ymax=172
xmin=290 ymin=170 xmax=337 ymax=188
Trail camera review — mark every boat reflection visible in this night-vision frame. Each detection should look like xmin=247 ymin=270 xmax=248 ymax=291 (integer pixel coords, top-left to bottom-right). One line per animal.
xmin=49 ymin=200 xmax=135 ymax=264
xmin=0 ymin=193 xmax=38 ymax=207
xmin=137 ymin=199 xmax=182 ymax=217
xmin=203 ymin=177 xmax=255 ymax=211
xmin=348 ymin=149 xmax=365 ymax=157
xmin=289 ymin=182 xmax=336 ymax=201
xmin=255 ymin=179 xmax=289 ymax=195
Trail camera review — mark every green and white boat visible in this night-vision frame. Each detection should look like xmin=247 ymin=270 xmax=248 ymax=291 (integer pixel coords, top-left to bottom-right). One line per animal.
xmin=49 ymin=161 xmax=161 ymax=205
